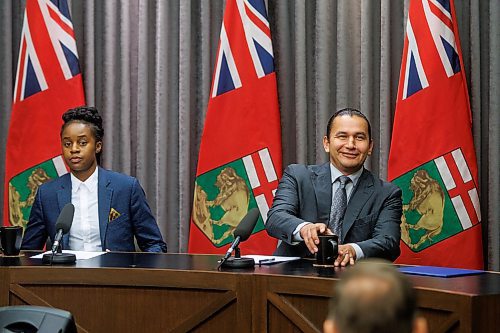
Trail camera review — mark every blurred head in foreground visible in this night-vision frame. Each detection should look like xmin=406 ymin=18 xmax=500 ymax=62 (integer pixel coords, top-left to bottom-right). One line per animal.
xmin=324 ymin=260 xmax=428 ymax=333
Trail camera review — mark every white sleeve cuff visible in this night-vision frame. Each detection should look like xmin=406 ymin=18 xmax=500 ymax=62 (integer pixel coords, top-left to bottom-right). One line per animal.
xmin=349 ymin=243 xmax=364 ymax=260
xmin=292 ymin=222 xmax=311 ymax=243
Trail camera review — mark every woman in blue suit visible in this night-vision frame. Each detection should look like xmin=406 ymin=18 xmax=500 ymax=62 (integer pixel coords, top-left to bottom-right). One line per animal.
xmin=22 ymin=106 xmax=167 ymax=252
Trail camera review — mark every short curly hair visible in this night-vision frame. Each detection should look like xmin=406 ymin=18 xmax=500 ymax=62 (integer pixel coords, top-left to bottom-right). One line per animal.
xmin=61 ymin=106 xmax=104 ymax=163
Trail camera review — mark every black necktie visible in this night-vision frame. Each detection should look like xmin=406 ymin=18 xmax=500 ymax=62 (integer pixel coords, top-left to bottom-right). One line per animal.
xmin=329 ymin=175 xmax=350 ymax=242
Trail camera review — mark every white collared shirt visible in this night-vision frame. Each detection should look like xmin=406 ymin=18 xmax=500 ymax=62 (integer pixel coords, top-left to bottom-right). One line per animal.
xmin=68 ymin=167 xmax=102 ymax=251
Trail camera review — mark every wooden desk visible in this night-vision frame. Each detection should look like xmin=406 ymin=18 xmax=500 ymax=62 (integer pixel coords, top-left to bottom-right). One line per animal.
xmin=1 ymin=253 xmax=498 ymax=333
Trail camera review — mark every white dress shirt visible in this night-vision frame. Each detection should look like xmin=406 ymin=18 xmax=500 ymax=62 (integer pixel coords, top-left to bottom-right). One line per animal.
xmin=68 ymin=168 xmax=103 ymax=251
xmin=293 ymin=164 xmax=365 ymax=260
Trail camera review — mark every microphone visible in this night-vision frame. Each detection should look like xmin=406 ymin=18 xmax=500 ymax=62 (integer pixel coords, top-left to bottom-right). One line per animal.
xmin=51 ymin=203 xmax=75 ymax=253
xmin=219 ymin=208 xmax=260 ymax=269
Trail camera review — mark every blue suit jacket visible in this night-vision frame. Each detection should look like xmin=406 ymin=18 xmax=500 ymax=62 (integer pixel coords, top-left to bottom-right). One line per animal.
xmin=22 ymin=167 xmax=167 ymax=253
xmin=266 ymin=163 xmax=401 ymax=260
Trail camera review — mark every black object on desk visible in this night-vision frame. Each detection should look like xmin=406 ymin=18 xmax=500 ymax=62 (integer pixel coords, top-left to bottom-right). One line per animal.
xmin=220 ymin=247 xmax=255 ymax=269
xmin=218 ymin=208 xmax=259 ymax=269
xmin=42 ymin=204 xmax=76 ymax=265
xmin=42 ymin=249 xmax=76 ymax=265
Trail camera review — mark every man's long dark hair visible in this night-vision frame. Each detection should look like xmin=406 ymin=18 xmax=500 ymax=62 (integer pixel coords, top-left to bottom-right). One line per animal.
xmin=326 ymin=108 xmax=372 ymax=141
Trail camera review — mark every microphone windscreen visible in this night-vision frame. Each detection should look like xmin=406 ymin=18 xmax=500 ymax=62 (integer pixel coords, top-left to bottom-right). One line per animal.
xmin=233 ymin=208 xmax=260 ymax=241
xmin=55 ymin=203 xmax=75 ymax=234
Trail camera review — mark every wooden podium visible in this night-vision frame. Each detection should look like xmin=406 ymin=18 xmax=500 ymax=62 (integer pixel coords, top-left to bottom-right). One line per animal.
xmin=1 ymin=252 xmax=499 ymax=333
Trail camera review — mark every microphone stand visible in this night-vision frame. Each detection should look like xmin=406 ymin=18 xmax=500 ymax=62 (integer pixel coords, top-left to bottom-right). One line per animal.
xmin=219 ymin=245 xmax=255 ymax=269
xmin=42 ymin=242 xmax=76 ymax=265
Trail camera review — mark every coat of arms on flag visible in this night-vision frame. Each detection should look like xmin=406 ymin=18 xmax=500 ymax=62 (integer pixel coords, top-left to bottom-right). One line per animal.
xmin=8 ymin=156 xmax=67 ymax=227
xmin=192 ymin=148 xmax=278 ymax=247
xmin=393 ymin=148 xmax=481 ymax=252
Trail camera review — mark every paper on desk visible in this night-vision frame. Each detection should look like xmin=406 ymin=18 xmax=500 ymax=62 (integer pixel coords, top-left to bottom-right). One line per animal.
xmin=31 ymin=250 xmax=105 ymax=260
xmin=243 ymin=255 xmax=301 ymax=265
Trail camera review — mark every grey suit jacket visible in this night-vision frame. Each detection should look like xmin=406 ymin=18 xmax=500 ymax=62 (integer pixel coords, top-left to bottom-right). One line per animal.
xmin=266 ymin=163 xmax=402 ymax=260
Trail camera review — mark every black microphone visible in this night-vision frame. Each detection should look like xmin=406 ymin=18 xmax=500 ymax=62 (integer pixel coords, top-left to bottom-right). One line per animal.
xmin=221 ymin=208 xmax=260 ymax=262
xmin=51 ymin=203 xmax=75 ymax=253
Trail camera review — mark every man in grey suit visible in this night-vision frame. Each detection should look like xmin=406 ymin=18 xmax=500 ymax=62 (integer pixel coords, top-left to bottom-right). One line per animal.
xmin=266 ymin=108 xmax=402 ymax=266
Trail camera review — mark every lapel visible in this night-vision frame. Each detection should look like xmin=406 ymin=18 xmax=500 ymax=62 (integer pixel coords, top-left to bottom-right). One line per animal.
xmin=342 ymin=169 xmax=374 ymax=240
xmin=312 ymin=163 xmax=333 ymax=221
xmin=98 ymin=167 xmax=113 ymax=249
xmin=56 ymin=174 xmax=72 ymax=249
xmin=56 ymin=174 xmax=72 ymax=210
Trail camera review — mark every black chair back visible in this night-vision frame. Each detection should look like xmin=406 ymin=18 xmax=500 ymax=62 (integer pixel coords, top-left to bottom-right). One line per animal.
xmin=0 ymin=305 xmax=77 ymax=333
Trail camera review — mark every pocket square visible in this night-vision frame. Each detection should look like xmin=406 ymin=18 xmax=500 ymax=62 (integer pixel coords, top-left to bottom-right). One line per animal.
xmin=108 ymin=208 xmax=121 ymax=222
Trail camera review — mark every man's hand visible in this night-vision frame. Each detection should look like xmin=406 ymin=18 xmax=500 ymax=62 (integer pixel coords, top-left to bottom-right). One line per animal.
xmin=299 ymin=223 xmax=332 ymax=254
xmin=334 ymin=244 xmax=356 ymax=267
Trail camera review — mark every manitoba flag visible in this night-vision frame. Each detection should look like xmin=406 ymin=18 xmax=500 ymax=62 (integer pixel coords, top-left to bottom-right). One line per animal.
xmin=3 ymin=0 xmax=85 ymax=227
xmin=188 ymin=0 xmax=282 ymax=255
xmin=388 ymin=0 xmax=483 ymax=269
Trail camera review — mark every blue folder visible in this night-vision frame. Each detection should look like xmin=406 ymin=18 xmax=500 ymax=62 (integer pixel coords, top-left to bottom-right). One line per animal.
xmin=398 ymin=266 xmax=484 ymax=277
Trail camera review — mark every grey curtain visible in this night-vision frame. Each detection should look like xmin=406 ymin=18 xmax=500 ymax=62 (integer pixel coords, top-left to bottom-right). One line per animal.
xmin=0 ymin=0 xmax=498 ymax=270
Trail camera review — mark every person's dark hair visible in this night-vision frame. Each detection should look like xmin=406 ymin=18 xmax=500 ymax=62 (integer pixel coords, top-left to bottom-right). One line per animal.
xmin=327 ymin=260 xmax=417 ymax=333
xmin=326 ymin=108 xmax=372 ymax=141
xmin=61 ymin=106 xmax=104 ymax=164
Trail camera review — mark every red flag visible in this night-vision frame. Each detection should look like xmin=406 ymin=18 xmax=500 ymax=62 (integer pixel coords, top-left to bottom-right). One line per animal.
xmin=3 ymin=0 xmax=85 ymax=227
xmin=188 ymin=0 xmax=282 ymax=254
xmin=388 ymin=0 xmax=483 ymax=269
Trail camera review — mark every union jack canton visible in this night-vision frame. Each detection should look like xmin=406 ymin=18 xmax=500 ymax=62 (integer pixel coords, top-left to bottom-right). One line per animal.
xmin=212 ymin=0 xmax=275 ymax=98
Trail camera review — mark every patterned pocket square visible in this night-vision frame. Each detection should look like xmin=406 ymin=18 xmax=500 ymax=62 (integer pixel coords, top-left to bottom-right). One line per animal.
xmin=108 ymin=208 xmax=121 ymax=222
